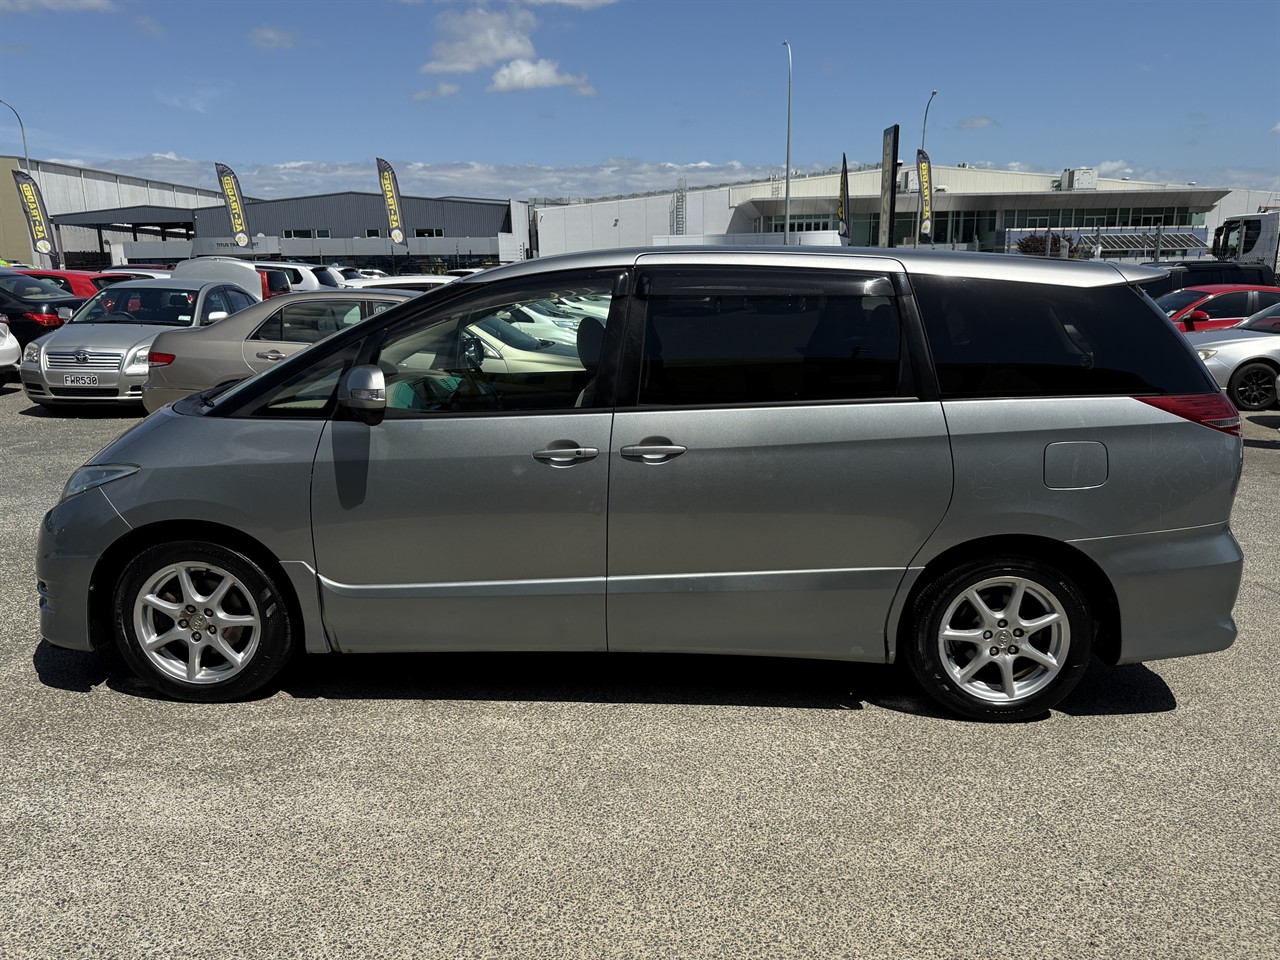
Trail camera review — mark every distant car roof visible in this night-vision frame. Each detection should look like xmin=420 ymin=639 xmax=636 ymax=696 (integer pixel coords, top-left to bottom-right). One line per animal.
xmin=99 ymin=278 xmax=217 ymax=292
xmin=1182 ymin=284 xmax=1280 ymax=294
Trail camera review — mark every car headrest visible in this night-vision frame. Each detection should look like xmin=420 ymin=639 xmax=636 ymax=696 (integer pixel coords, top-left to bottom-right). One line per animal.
xmin=576 ymin=315 xmax=606 ymax=374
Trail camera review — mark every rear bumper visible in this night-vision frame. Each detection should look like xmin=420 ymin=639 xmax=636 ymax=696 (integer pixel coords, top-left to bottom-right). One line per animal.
xmin=141 ymin=383 xmax=190 ymax=413
xmin=1070 ymin=523 xmax=1243 ymax=664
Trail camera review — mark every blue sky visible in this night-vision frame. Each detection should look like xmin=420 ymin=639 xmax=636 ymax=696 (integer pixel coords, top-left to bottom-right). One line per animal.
xmin=1 ymin=0 xmax=1277 ymax=201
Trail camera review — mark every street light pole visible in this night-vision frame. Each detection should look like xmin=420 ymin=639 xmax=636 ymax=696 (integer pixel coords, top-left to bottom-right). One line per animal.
xmin=782 ymin=40 xmax=792 ymax=246
xmin=0 ymin=98 xmax=31 ymax=171
xmin=915 ymin=89 xmax=937 ymax=248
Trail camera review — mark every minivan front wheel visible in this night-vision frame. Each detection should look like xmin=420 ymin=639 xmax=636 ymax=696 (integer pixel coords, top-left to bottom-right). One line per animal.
xmin=112 ymin=541 xmax=295 ymax=702
xmin=905 ymin=558 xmax=1092 ymax=721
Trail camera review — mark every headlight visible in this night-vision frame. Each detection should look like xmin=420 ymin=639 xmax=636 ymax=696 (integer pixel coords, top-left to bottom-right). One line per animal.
xmin=552 ymin=318 xmax=581 ymax=330
xmin=61 ymin=464 xmax=139 ymax=501
xmin=1196 ymin=349 xmax=1217 ymax=361
xmin=124 ymin=347 xmax=150 ymax=373
xmin=23 ymin=342 xmax=40 ymax=363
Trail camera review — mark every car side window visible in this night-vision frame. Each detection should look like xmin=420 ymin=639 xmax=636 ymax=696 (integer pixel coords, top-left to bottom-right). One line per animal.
xmin=225 ymin=287 xmax=255 ymax=313
xmin=1251 ymin=291 xmax=1280 ymax=311
xmin=912 ymin=275 xmax=1214 ymax=398
xmin=251 ymin=301 xmax=361 ymax=344
xmin=1201 ymin=292 xmax=1250 ymax=319
xmin=362 ymin=300 xmax=395 ymax=319
xmin=636 ymin=270 xmax=905 ymax=406
xmin=200 ymin=289 xmax=230 ymax=323
xmin=374 ymin=272 xmax=615 ymax=416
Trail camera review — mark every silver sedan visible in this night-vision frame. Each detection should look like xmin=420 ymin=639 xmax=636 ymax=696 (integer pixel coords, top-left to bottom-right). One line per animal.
xmin=1187 ymin=303 xmax=1280 ymax=410
xmin=143 ymin=290 xmax=412 ymax=412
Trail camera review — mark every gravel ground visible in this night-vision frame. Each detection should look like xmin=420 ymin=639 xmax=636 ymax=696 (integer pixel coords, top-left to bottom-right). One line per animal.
xmin=0 ymin=384 xmax=1276 ymax=960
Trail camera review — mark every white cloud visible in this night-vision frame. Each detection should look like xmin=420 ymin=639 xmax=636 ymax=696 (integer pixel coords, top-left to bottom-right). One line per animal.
xmin=526 ymin=0 xmax=618 ymax=7
xmin=420 ymin=7 xmax=537 ymax=74
xmin=411 ymin=83 xmax=462 ymax=102
xmin=1271 ymin=122 xmax=1280 ymax=134
xmin=135 ymin=14 xmax=164 ymax=38
xmin=959 ymin=117 xmax=997 ymax=129
xmin=153 ymin=87 xmax=219 ymax=114
xmin=1096 ymin=160 xmax=1135 ymax=176
xmin=249 ymin=26 xmax=294 ymax=51
xmin=489 ymin=58 xmax=594 ymax=95
xmin=0 ymin=0 xmax=113 ymax=11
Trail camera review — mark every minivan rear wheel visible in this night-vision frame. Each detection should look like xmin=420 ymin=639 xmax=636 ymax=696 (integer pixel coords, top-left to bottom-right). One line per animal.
xmin=112 ymin=541 xmax=295 ymax=702
xmin=904 ymin=557 xmax=1093 ymax=721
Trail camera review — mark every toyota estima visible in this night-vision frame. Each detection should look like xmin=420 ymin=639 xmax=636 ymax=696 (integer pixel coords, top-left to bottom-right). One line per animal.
xmin=37 ymin=249 xmax=1244 ymax=721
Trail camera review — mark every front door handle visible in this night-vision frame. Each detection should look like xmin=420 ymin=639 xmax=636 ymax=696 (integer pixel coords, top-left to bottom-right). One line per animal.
xmin=256 ymin=350 xmax=286 ymax=361
xmin=532 ymin=443 xmax=600 ymax=466
xmin=620 ymin=438 xmax=687 ymax=463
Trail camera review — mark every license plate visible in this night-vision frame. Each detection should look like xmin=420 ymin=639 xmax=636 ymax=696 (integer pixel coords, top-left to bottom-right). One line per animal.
xmin=63 ymin=374 xmax=99 ymax=386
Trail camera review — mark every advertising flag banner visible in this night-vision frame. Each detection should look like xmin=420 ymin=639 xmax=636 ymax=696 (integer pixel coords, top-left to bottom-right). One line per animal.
xmin=11 ymin=169 xmax=61 ymax=267
xmin=214 ymin=163 xmax=251 ymax=248
xmin=878 ymin=125 xmax=899 ymax=248
xmin=837 ymin=153 xmax=851 ymax=243
xmin=377 ymin=158 xmax=407 ymax=245
xmin=916 ymin=149 xmax=934 ymax=241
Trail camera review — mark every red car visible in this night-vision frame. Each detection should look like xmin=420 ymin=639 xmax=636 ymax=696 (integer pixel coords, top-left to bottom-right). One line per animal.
xmin=16 ymin=268 xmax=134 ymax=299
xmin=1154 ymin=284 xmax=1280 ymax=333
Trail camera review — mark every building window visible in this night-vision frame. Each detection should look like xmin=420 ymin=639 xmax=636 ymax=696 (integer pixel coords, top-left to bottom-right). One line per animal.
xmin=283 ymin=229 xmax=314 ymax=239
xmin=414 ymin=228 xmax=444 ymax=238
xmin=367 ymin=229 xmax=381 ymax=238
xmin=317 ymin=229 xmax=331 ymax=238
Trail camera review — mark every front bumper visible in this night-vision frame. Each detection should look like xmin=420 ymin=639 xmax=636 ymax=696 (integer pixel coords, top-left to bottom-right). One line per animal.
xmin=22 ymin=360 xmax=147 ymax=404
xmin=37 ymin=486 xmax=133 ymax=651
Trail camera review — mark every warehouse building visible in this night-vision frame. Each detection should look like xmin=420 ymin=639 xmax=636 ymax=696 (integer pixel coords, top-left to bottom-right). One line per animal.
xmin=531 ymin=164 xmax=1256 ymax=262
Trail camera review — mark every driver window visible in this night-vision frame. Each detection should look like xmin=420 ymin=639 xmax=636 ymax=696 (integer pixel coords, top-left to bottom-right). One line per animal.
xmin=375 ymin=273 xmax=616 ymax=416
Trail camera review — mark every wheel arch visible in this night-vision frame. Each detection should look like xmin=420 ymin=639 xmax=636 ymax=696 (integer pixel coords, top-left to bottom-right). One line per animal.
xmin=88 ymin=520 xmax=308 ymax=654
xmin=893 ymin=534 xmax=1122 ymax=666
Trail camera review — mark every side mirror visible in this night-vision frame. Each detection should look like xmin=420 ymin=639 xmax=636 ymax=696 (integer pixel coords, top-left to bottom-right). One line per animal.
xmin=337 ymin=364 xmax=386 ymax=424
xmin=204 ymin=311 xmax=228 ymax=324
xmin=463 ymin=335 xmax=487 ymax=367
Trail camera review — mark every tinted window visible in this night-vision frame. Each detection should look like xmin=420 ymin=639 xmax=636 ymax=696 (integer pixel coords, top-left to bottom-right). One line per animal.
xmin=912 ymin=275 xmax=1216 ymax=398
xmin=1199 ymin=292 xmax=1251 ymax=319
xmin=637 ymin=272 xmax=904 ymax=406
xmin=1253 ymin=291 xmax=1280 ymax=312
xmin=311 ymin=267 xmax=340 ymax=288
xmin=224 ymin=287 xmax=255 ymax=313
xmin=0 ymin=274 xmax=68 ymax=300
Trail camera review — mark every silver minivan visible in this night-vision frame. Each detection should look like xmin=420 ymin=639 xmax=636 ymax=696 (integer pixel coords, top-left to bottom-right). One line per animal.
xmin=36 ymin=248 xmax=1244 ymax=720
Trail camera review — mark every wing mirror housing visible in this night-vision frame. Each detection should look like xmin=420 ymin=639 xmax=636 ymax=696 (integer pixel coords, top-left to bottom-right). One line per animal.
xmin=203 ymin=311 xmax=228 ymax=325
xmin=338 ymin=364 xmax=387 ymax=425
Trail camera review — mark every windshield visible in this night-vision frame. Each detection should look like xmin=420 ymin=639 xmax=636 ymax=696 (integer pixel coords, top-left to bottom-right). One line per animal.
xmin=472 ymin=315 xmax=543 ymax=351
xmin=1153 ymin=289 xmax=1203 ymax=316
xmin=1240 ymin=303 xmax=1280 ymax=333
xmin=70 ymin=285 xmax=201 ymax=326
xmin=0 ymin=274 xmax=73 ymax=300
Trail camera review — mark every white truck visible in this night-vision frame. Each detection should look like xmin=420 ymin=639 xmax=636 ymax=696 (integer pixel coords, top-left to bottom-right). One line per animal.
xmin=1212 ymin=209 xmax=1280 ymax=274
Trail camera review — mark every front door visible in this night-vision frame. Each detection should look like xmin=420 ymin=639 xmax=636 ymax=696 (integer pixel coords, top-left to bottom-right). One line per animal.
xmin=309 ymin=269 xmax=625 ymax=652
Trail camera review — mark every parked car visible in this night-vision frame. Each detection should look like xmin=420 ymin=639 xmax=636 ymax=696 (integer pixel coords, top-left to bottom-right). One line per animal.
xmin=170 ymin=257 xmax=279 ymax=302
xmin=0 ymin=316 xmax=20 ymax=383
xmin=243 ymin=261 xmax=322 ymax=292
xmin=0 ymin=268 xmax=84 ymax=346
xmin=21 ymin=278 xmax=258 ymax=407
xmin=15 ymin=269 xmax=134 ymax=298
xmin=1139 ymin=260 xmax=1276 ymax=299
xmin=343 ymin=275 xmax=455 ymax=294
xmin=143 ymin=290 xmax=412 ymax=412
xmin=101 ymin=268 xmax=173 ymax=280
xmin=1153 ymin=284 xmax=1280 ymax=332
xmin=338 ymin=267 xmax=387 ymax=280
xmin=306 ymin=265 xmax=347 ymax=288
xmin=37 ymin=248 xmax=1243 ymax=722
xmin=1186 ymin=302 xmax=1280 ymax=410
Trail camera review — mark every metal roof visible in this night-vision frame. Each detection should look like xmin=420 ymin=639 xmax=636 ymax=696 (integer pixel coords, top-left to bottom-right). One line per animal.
xmin=51 ymin=205 xmax=199 ymax=228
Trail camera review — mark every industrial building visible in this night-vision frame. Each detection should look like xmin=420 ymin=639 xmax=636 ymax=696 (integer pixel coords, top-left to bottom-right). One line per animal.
xmin=4 ymin=153 xmax=1275 ymax=271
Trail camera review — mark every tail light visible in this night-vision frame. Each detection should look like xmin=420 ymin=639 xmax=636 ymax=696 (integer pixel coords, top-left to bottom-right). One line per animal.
xmin=1137 ymin=393 xmax=1241 ymax=437
xmin=147 ymin=351 xmax=175 ymax=367
xmin=24 ymin=311 xmax=63 ymax=328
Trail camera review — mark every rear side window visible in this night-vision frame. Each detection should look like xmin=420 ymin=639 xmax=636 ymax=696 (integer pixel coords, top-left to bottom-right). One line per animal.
xmin=637 ymin=270 xmax=908 ymax=406
xmin=912 ymin=275 xmax=1216 ymax=398
xmin=1199 ymin=291 xmax=1250 ymax=319
xmin=252 ymin=300 xmax=362 ymax=343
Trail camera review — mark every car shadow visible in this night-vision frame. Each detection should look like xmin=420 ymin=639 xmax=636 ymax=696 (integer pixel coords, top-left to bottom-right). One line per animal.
xmin=32 ymin=641 xmax=1177 ymax=720
xmin=17 ymin=402 xmax=144 ymax=419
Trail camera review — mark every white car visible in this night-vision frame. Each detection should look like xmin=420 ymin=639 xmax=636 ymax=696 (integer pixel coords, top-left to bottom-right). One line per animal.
xmin=0 ymin=316 xmax=20 ymax=383
xmin=344 ymin=275 xmax=456 ymax=294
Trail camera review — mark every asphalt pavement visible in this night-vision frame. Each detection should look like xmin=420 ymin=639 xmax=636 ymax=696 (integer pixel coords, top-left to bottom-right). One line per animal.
xmin=0 ymin=384 xmax=1277 ymax=960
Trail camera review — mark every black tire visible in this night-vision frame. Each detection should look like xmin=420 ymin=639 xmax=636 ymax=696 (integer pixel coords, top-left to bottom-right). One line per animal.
xmin=1228 ymin=361 xmax=1278 ymax=412
xmin=903 ymin=556 xmax=1093 ymax=722
xmin=112 ymin=540 xmax=295 ymax=702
